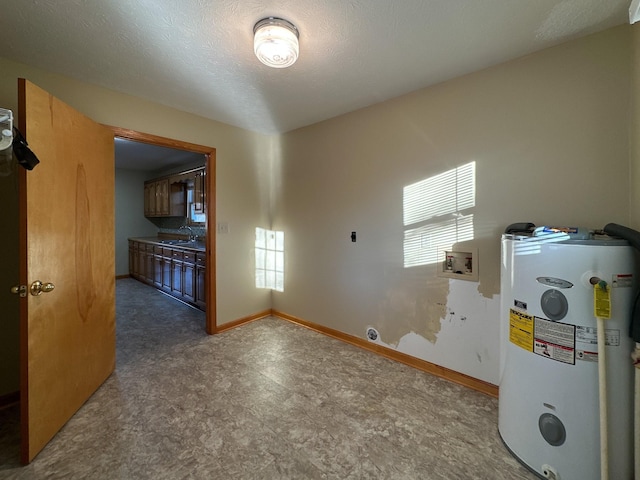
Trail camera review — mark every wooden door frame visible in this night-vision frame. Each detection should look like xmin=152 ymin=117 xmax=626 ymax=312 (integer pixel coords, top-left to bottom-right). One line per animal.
xmin=108 ymin=127 xmax=217 ymax=334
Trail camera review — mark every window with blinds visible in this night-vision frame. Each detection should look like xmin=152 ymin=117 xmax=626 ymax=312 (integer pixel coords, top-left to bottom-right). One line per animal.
xmin=255 ymin=227 xmax=285 ymax=292
xmin=403 ymin=162 xmax=475 ymax=268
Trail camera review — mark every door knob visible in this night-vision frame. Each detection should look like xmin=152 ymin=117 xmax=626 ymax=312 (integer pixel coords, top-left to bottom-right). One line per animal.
xmin=30 ymin=280 xmax=55 ymax=296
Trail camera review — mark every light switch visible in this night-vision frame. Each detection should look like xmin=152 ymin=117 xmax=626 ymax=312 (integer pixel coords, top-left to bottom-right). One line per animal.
xmin=217 ymin=222 xmax=229 ymax=234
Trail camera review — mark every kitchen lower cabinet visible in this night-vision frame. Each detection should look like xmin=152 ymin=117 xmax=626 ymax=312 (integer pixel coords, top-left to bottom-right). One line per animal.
xmin=170 ymin=249 xmax=183 ymax=296
xmin=159 ymin=248 xmax=171 ymax=292
xmin=128 ymin=239 xmax=205 ymax=310
xmin=129 ymin=241 xmax=140 ymax=280
xmin=144 ymin=245 xmax=155 ymax=284
xmin=153 ymin=255 xmax=163 ymax=288
xmin=182 ymin=251 xmax=196 ymax=303
xmin=195 ymin=253 xmax=206 ymax=309
xmin=135 ymin=244 xmax=146 ymax=281
xmin=171 ymin=261 xmax=183 ymax=296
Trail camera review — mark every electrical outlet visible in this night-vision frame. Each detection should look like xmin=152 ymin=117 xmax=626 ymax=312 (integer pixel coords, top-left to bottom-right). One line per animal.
xmin=217 ymin=222 xmax=229 ymax=234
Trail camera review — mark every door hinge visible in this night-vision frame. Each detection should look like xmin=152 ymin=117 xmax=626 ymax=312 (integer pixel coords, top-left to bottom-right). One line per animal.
xmin=10 ymin=285 xmax=28 ymax=297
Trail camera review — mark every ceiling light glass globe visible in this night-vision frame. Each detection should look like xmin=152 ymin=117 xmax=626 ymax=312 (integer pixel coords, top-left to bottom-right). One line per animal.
xmin=254 ymin=19 xmax=299 ymax=68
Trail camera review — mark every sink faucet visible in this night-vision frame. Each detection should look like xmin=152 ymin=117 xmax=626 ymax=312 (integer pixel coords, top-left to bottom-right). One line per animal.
xmin=179 ymin=225 xmax=195 ymax=241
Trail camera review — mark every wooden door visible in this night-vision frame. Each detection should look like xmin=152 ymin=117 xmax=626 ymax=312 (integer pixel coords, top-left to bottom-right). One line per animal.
xmin=18 ymin=79 xmax=115 ymax=463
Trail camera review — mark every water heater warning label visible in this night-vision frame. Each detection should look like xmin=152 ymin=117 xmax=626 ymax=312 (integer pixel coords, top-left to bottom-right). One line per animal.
xmin=576 ymin=326 xmax=620 ymax=347
xmin=509 ymin=309 xmax=534 ymax=352
xmin=534 ymin=317 xmax=575 ymax=365
xmin=575 ymin=327 xmax=621 ymax=362
xmin=612 ymin=273 xmax=633 ymax=288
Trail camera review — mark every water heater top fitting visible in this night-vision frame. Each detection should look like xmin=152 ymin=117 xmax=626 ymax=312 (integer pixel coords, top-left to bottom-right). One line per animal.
xmin=0 ymin=108 xmax=13 ymax=152
xmin=532 ymin=226 xmax=590 ymax=240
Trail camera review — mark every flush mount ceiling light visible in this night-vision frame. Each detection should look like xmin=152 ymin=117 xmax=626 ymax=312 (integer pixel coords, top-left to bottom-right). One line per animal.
xmin=253 ymin=17 xmax=299 ymax=68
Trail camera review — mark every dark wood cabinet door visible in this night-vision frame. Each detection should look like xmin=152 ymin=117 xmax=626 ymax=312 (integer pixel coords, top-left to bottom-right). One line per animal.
xmin=153 ymin=255 xmax=163 ymax=287
xmin=129 ymin=241 xmax=136 ymax=277
xmin=144 ymin=182 xmax=155 ymax=216
xmin=171 ymin=259 xmax=183 ymax=295
xmin=144 ymin=251 xmax=154 ymax=283
xmin=182 ymin=263 xmax=195 ymax=302
xmin=161 ymin=257 xmax=172 ymax=291
xmin=196 ymin=265 xmax=206 ymax=309
xmin=136 ymin=248 xmax=146 ymax=280
xmin=128 ymin=241 xmax=204 ymax=310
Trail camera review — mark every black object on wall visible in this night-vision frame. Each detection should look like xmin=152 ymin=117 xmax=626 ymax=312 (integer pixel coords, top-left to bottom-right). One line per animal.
xmin=603 ymin=223 xmax=640 ymax=343
xmin=12 ymin=128 xmax=40 ymax=170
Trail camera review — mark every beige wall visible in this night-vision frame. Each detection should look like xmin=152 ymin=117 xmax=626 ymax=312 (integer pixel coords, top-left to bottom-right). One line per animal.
xmin=0 ymin=58 xmax=274 ymax=395
xmin=272 ymin=26 xmax=633 ymax=385
xmin=0 ymin=24 xmax=635 ymax=395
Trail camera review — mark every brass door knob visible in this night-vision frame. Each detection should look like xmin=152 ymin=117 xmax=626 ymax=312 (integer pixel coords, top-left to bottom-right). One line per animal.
xmin=30 ymin=280 xmax=55 ymax=296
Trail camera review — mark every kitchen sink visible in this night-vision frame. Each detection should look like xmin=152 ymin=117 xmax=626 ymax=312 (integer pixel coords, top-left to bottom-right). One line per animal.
xmin=159 ymin=239 xmax=192 ymax=245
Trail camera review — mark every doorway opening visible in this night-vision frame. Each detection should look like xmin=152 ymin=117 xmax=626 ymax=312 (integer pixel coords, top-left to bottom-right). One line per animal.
xmin=111 ymin=127 xmax=217 ymax=334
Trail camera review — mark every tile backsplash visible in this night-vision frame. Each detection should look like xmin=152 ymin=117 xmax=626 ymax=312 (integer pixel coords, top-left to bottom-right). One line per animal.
xmin=149 ymin=216 xmax=206 ymax=240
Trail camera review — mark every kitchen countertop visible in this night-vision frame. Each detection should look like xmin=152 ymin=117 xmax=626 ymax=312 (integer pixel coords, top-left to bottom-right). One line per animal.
xmin=129 ymin=237 xmax=206 ymax=252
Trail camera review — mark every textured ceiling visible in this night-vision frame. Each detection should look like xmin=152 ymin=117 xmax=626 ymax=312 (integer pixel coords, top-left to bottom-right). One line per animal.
xmin=0 ymin=0 xmax=631 ymax=136
xmin=114 ymin=138 xmax=205 ymax=172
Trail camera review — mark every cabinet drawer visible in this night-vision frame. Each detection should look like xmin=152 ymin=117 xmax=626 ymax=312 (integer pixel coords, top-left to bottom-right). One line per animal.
xmin=154 ymin=245 xmax=163 ymax=254
xmin=145 ymin=243 xmax=155 ymax=252
xmin=171 ymin=250 xmax=183 ymax=261
xmin=196 ymin=253 xmax=206 ymax=266
xmin=162 ymin=247 xmax=174 ymax=257
xmin=183 ymin=252 xmax=195 ymax=264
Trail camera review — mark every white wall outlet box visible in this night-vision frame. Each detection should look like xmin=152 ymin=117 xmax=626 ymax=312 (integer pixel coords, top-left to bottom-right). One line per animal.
xmin=437 ymin=247 xmax=478 ymax=281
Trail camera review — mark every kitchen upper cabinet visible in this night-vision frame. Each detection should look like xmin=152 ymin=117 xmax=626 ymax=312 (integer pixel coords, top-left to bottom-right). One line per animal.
xmin=143 ymin=166 xmax=205 ymax=219
xmin=144 ymin=179 xmax=167 ymax=217
xmin=144 ymin=178 xmax=184 ymax=217
xmin=192 ymin=169 xmax=205 ymax=215
xmin=144 ymin=181 xmax=155 ymax=217
xmin=156 ymin=179 xmax=170 ymax=216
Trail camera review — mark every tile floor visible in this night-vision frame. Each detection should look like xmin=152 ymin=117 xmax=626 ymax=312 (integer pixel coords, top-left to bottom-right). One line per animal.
xmin=0 ymin=278 xmax=536 ymax=479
